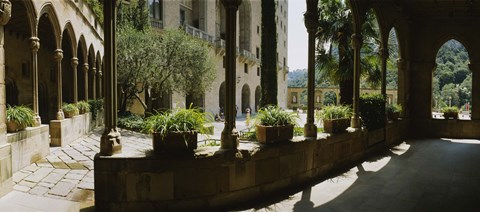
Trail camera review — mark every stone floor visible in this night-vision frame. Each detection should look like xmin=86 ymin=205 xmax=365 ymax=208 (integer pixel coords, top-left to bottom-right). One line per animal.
xmin=5 ymin=124 xmax=480 ymax=211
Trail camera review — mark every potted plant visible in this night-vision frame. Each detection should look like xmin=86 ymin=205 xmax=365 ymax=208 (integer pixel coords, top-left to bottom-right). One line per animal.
xmin=77 ymin=101 xmax=90 ymax=114
xmin=62 ymin=103 xmax=79 ymax=118
xmin=317 ymin=105 xmax=352 ymax=134
xmin=386 ymin=104 xmax=402 ymax=121
xmin=255 ymin=105 xmax=298 ymax=144
xmin=441 ymin=106 xmax=459 ymax=119
xmin=143 ymin=107 xmax=210 ymax=154
xmin=6 ymin=105 xmax=35 ymax=133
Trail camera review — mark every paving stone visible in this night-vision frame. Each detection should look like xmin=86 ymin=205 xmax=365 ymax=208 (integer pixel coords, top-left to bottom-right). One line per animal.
xmin=51 ymin=161 xmax=70 ymax=169
xmin=12 ymin=172 xmax=30 ymax=183
xmin=37 ymin=182 xmax=55 ymax=188
xmin=42 ymin=172 xmax=66 ymax=184
xmin=64 ymin=173 xmax=85 ymax=181
xmin=23 ymin=167 xmax=54 ymax=183
xmin=71 ymin=155 xmax=90 ymax=161
xmin=86 ymin=171 xmax=94 ymax=178
xmin=61 ymin=179 xmax=80 ymax=185
xmin=81 ymin=177 xmax=94 ymax=183
xmin=77 ymin=182 xmax=94 ymax=190
xmin=66 ymin=162 xmax=86 ymax=170
xmin=29 ymin=186 xmax=49 ymax=196
xmin=53 ymin=169 xmax=70 ymax=175
xmin=48 ymin=181 xmax=76 ymax=197
xmin=69 ymin=170 xmax=89 ymax=175
xmin=18 ymin=180 xmax=37 ymax=188
xmin=46 ymin=155 xmax=61 ymax=162
xmin=36 ymin=162 xmax=54 ymax=168
xmin=23 ymin=165 xmax=40 ymax=172
xmin=81 ymin=161 xmax=94 ymax=170
xmin=13 ymin=185 xmax=31 ymax=192
xmin=67 ymin=188 xmax=95 ymax=202
xmin=58 ymin=155 xmax=73 ymax=161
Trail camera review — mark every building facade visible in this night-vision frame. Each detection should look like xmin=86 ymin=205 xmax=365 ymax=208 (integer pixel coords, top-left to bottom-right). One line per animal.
xmin=141 ymin=0 xmax=288 ymax=115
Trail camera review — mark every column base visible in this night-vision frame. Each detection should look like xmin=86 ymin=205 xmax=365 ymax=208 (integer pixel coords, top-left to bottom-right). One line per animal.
xmin=351 ymin=116 xmax=361 ymax=129
xmin=56 ymin=111 xmax=65 ymax=120
xmin=100 ymin=128 xmax=122 ymax=156
xmin=220 ymin=127 xmax=239 ymax=149
xmin=303 ymin=123 xmax=317 ymax=138
xmin=33 ymin=115 xmax=42 ymax=126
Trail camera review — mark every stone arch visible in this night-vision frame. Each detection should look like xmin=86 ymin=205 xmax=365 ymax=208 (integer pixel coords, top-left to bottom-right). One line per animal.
xmin=37 ymin=2 xmax=61 ymax=48
xmin=77 ymin=35 xmax=88 ymax=60
xmin=255 ymin=86 xmax=261 ymax=112
xmin=239 ymin=0 xmax=251 ymax=51
xmin=61 ymin=23 xmax=76 ymax=103
xmin=77 ymin=35 xmax=87 ymax=100
xmin=432 ymin=35 xmax=473 ymax=63
xmin=9 ymin=0 xmax=37 ymax=37
xmin=96 ymin=51 xmax=102 ymax=98
xmin=219 ymin=82 xmax=225 ymax=109
xmin=323 ymin=91 xmax=338 ymax=105
xmin=241 ymin=84 xmax=251 ymax=113
xmin=61 ymin=21 xmax=77 ymax=56
xmin=88 ymin=44 xmax=96 ymax=99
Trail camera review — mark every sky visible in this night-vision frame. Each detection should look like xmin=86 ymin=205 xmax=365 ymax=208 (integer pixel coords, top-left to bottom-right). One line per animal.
xmin=287 ymin=1 xmax=308 ymax=71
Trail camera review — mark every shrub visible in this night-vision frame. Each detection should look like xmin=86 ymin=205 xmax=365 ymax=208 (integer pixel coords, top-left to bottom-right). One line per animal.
xmin=118 ymin=113 xmax=145 ymax=132
xmin=62 ymin=103 xmax=79 ymax=116
xmin=359 ymin=93 xmax=386 ymax=130
xmin=386 ymin=104 xmax=402 ymax=120
xmin=316 ymin=105 xmax=352 ymax=121
xmin=6 ymin=105 xmax=34 ymax=129
xmin=88 ymin=99 xmax=103 ymax=121
xmin=77 ymin=101 xmax=91 ymax=114
xmin=256 ymin=105 xmax=298 ymax=126
xmin=143 ymin=107 xmax=212 ymax=136
xmin=441 ymin=106 xmax=459 ymax=113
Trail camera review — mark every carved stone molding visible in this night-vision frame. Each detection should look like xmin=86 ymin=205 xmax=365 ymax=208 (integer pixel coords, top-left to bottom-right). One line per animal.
xmin=30 ymin=37 xmax=40 ymax=52
xmin=54 ymin=49 xmax=63 ymax=62
xmin=0 ymin=0 xmax=11 ymax=26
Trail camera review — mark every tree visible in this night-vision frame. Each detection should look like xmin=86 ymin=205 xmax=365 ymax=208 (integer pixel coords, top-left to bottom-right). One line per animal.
xmin=260 ymin=0 xmax=278 ymax=107
xmin=117 ymin=27 xmax=215 ymax=114
xmin=315 ymin=0 xmax=380 ymax=105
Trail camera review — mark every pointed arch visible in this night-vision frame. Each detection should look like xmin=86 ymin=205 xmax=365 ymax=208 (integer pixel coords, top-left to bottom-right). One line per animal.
xmin=78 ymin=35 xmax=88 ymax=60
xmin=62 ymin=21 xmax=77 ymax=56
xmin=241 ymin=84 xmax=251 ymax=113
xmin=433 ymin=35 xmax=472 ymax=63
xmin=38 ymin=2 xmax=62 ymax=48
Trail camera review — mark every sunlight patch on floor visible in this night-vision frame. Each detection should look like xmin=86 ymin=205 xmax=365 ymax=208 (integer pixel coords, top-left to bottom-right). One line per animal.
xmin=447 ymin=139 xmax=480 ymax=144
xmin=390 ymin=141 xmax=410 ymax=155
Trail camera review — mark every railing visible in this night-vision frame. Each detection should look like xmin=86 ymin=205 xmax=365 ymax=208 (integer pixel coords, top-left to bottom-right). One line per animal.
xmin=150 ymin=19 xmax=163 ymax=29
xmin=184 ymin=25 xmax=215 ymax=44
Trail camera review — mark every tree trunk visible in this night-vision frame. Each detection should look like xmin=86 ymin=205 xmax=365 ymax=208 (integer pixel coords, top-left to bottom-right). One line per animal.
xmin=339 ymin=78 xmax=353 ymax=106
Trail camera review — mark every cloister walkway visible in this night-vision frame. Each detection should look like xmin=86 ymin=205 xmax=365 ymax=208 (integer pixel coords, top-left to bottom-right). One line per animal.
xmin=2 ymin=129 xmax=480 ymax=211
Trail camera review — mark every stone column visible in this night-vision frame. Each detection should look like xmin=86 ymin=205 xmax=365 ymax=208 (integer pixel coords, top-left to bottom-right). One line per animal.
xmin=0 ymin=0 xmax=13 ymax=197
xmin=381 ymin=47 xmax=388 ymax=124
xmin=397 ymin=58 xmax=408 ymax=117
xmin=83 ymin=63 xmax=89 ymax=101
xmin=54 ymin=49 xmax=64 ymax=120
xmin=71 ymin=57 xmax=79 ymax=103
xmin=100 ymin=0 xmax=121 ymax=156
xmin=92 ymin=67 xmax=97 ymax=100
xmin=30 ymin=37 xmax=41 ymax=126
xmin=469 ymin=63 xmax=480 ymax=120
xmin=303 ymin=0 xmax=319 ymax=138
xmin=98 ymin=71 xmax=102 ymax=98
xmin=351 ymin=34 xmax=363 ymax=128
xmin=220 ymin=0 xmax=241 ymax=149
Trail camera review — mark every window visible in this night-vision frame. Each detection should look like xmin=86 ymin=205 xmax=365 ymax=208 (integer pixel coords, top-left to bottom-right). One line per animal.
xmin=244 ymin=63 xmax=248 ymax=73
xmin=257 ymin=25 xmax=260 ymax=34
xmin=256 ymin=47 xmax=260 ymax=59
xmin=180 ymin=9 xmax=186 ymax=25
xmin=223 ymin=56 xmax=225 ymax=68
xmin=257 ymin=67 xmax=260 ymax=76
xmin=148 ymin=0 xmax=163 ymax=20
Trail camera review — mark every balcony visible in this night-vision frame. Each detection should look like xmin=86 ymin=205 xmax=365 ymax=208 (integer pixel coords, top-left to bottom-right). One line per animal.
xmin=150 ymin=19 xmax=163 ymax=29
xmin=240 ymin=49 xmax=260 ymax=65
xmin=184 ymin=25 xmax=215 ymax=44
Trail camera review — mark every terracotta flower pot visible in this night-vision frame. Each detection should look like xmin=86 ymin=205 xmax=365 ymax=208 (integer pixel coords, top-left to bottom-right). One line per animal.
xmin=63 ymin=110 xmax=78 ymax=118
xmin=323 ymin=118 xmax=350 ymax=134
xmin=6 ymin=121 xmax=25 ymax=133
xmin=443 ymin=112 xmax=458 ymax=119
xmin=152 ymin=131 xmax=198 ymax=154
xmin=256 ymin=125 xmax=294 ymax=144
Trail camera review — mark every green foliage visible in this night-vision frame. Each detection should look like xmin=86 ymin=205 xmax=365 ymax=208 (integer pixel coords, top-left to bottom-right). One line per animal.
xmin=255 ymin=105 xmax=298 ymax=126
xmin=77 ymin=101 xmax=91 ymax=113
xmin=117 ymin=0 xmax=150 ymax=31
xmin=118 ymin=113 xmax=145 ymax=132
xmin=62 ymin=103 xmax=79 ymax=115
xmin=440 ymin=106 xmax=459 ymax=113
xmin=240 ymin=129 xmax=257 ymax=140
xmin=85 ymin=0 xmax=103 ymax=24
xmin=6 ymin=105 xmax=34 ymax=129
xmin=117 ymin=27 xmax=215 ymax=113
xmin=287 ymin=69 xmax=307 ymax=88
xmin=260 ymin=0 xmax=278 ymax=107
xmin=143 ymin=107 xmax=212 ymax=135
xmin=386 ymin=104 xmax=402 ymax=115
xmin=317 ymin=105 xmax=352 ymax=121
xmin=359 ymin=93 xmax=386 ymax=130
xmin=88 ymin=99 xmax=103 ymax=121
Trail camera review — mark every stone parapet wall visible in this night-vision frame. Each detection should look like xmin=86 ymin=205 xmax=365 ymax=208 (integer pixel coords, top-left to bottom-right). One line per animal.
xmin=410 ymin=119 xmax=480 ymax=139
xmin=50 ymin=113 xmax=92 ymax=147
xmin=0 ymin=143 xmax=12 ymax=197
xmin=94 ymin=122 xmax=407 ymax=211
xmin=7 ymin=125 xmax=49 ymax=173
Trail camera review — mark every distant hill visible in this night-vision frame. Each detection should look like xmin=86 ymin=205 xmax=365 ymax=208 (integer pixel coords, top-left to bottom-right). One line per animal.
xmin=287 ymin=69 xmax=307 ymax=87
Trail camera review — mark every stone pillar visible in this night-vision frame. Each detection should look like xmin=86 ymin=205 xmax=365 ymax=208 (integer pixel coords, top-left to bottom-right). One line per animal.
xmin=469 ymin=63 xmax=480 ymax=120
xmin=71 ymin=57 xmax=79 ymax=103
xmin=92 ymin=67 xmax=97 ymax=100
xmin=351 ymin=34 xmax=363 ymax=128
xmin=0 ymin=0 xmax=13 ymax=197
xmin=54 ymin=49 xmax=64 ymax=120
xmin=100 ymin=0 xmax=121 ymax=156
xmin=397 ymin=58 xmax=408 ymax=117
xmin=303 ymin=0 xmax=319 ymax=138
xmin=220 ymin=0 xmax=241 ymax=149
xmin=380 ymin=48 xmax=388 ymax=99
xmin=98 ymin=71 xmax=102 ymax=98
xmin=83 ymin=63 xmax=89 ymax=101
xmin=30 ymin=37 xmax=41 ymax=126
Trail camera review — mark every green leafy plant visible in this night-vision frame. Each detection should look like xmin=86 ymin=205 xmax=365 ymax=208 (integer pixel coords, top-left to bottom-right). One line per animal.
xmin=88 ymin=99 xmax=103 ymax=121
xmin=143 ymin=107 xmax=212 ymax=136
xmin=6 ymin=105 xmax=34 ymax=131
xmin=62 ymin=103 xmax=79 ymax=117
xmin=118 ymin=113 xmax=145 ymax=132
xmin=441 ymin=106 xmax=459 ymax=113
xmin=316 ymin=105 xmax=352 ymax=121
xmin=255 ymin=105 xmax=298 ymax=126
xmin=386 ymin=104 xmax=402 ymax=120
xmin=77 ymin=101 xmax=91 ymax=114
xmin=360 ymin=93 xmax=386 ymax=130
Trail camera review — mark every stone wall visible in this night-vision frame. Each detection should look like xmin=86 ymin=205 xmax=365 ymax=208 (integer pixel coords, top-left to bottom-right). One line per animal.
xmin=7 ymin=125 xmax=49 ymax=173
xmin=50 ymin=113 xmax=92 ymax=147
xmin=94 ymin=123 xmax=407 ymax=211
xmin=410 ymin=119 xmax=480 ymax=139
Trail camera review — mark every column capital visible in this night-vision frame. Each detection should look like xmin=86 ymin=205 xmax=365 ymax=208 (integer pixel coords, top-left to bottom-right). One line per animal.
xmin=303 ymin=12 xmax=319 ymax=33
xmin=97 ymin=71 xmax=102 ymax=77
xmin=221 ymin=0 xmax=242 ymax=10
xmin=0 ymin=0 xmax=12 ymax=25
xmin=53 ymin=49 xmax=63 ymax=62
xmin=71 ymin=57 xmax=79 ymax=66
xmin=83 ymin=63 xmax=89 ymax=72
xmin=30 ymin=37 xmax=40 ymax=52
xmin=91 ymin=67 xmax=97 ymax=74
xmin=351 ymin=34 xmax=363 ymax=49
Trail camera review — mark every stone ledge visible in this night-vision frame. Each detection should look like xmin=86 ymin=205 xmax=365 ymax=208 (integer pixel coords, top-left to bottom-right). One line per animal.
xmin=7 ymin=125 xmax=49 ymax=173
